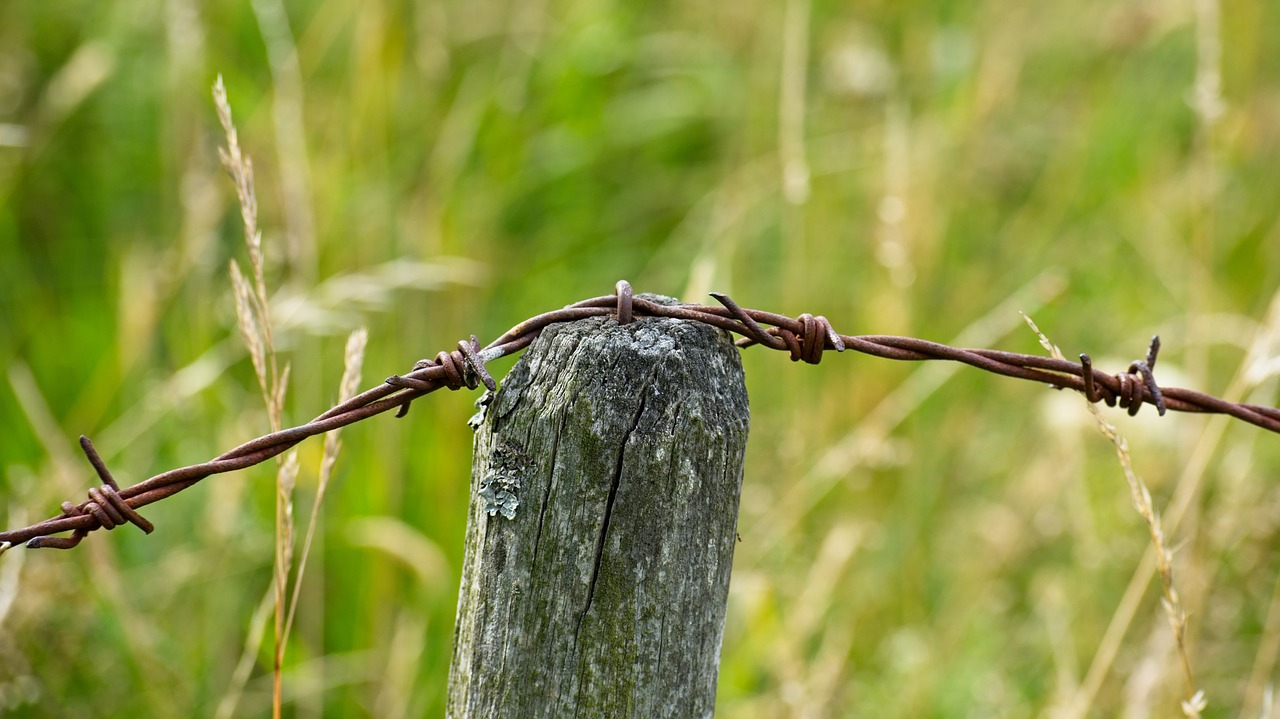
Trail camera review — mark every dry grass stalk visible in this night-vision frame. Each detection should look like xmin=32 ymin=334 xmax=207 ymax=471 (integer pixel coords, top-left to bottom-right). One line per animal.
xmin=228 ymin=262 xmax=269 ymax=409
xmin=215 ymin=75 xmax=284 ymax=430
xmin=283 ymin=327 xmax=368 ymax=646
xmin=273 ymin=451 xmax=299 ymax=714
xmin=213 ymin=77 xmax=258 ymax=259
xmin=269 ymin=427 xmax=294 ymax=719
xmin=214 ymin=74 xmax=294 ymax=719
xmin=1023 ymin=314 xmax=1205 ymax=718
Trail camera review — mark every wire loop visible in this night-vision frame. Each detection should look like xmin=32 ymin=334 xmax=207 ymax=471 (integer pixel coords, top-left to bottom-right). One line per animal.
xmin=28 ymin=437 xmax=154 ymax=549
xmin=774 ymin=313 xmax=843 ymax=364
xmin=384 ymin=336 xmax=495 ymax=417
xmin=615 ymin=280 xmax=633 ymax=326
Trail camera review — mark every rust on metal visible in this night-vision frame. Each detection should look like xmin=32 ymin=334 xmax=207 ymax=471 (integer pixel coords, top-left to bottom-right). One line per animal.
xmin=614 ymin=280 xmax=634 ymax=326
xmin=4 ymin=281 xmax=1279 ymax=551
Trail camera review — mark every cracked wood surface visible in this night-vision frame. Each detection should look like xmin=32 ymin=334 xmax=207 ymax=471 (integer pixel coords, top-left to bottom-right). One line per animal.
xmin=447 ymin=297 xmax=750 ymax=718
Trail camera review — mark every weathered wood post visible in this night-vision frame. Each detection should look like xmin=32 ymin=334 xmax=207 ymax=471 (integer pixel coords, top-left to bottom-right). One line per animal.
xmin=448 ymin=295 xmax=750 ymax=718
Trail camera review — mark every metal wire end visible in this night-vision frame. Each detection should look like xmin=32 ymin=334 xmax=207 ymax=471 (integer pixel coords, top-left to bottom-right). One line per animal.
xmin=458 ymin=336 xmax=497 ymax=392
xmin=80 ymin=436 xmax=119 ymax=490
xmin=76 ymin=436 xmax=154 ymax=535
xmin=1141 ymin=335 xmax=1166 ymax=415
xmin=709 ymin=292 xmax=782 ymax=349
xmin=1080 ymin=354 xmax=1101 ymax=403
xmin=615 ymin=280 xmax=634 ymax=326
xmin=28 ymin=533 xmax=84 ymax=550
xmin=386 ymin=354 xmax=455 ymax=418
xmin=816 ymin=315 xmax=845 ymax=353
xmin=385 ymin=374 xmax=436 ymax=392
xmin=1129 ymin=360 xmax=1166 ymax=416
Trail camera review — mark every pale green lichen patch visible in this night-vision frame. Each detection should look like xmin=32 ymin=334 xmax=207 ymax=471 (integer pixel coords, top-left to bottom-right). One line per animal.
xmin=478 ymin=474 xmax=520 ymax=519
xmin=477 ymin=441 xmax=528 ymax=520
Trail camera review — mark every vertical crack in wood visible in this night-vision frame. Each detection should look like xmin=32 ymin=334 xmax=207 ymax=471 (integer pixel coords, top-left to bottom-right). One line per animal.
xmin=576 ymin=390 xmax=647 ymax=642
xmin=450 ymin=310 xmax=748 ymax=718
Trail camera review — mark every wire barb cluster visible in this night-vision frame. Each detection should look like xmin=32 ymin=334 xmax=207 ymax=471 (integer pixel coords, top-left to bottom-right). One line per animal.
xmin=386 ymin=336 xmax=496 ymax=417
xmin=4 ymin=280 xmax=1279 ymax=552
xmin=26 ymin=437 xmax=157 ymax=550
xmin=1079 ymin=336 xmax=1166 ymax=417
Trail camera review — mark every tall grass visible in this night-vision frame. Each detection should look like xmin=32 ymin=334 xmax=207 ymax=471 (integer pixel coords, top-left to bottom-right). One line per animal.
xmin=1025 ymin=315 xmax=1205 ymax=718
xmin=215 ymin=74 xmax=295 ymax=719
xmin=1 ymin=1 xmax=1279 ymax=716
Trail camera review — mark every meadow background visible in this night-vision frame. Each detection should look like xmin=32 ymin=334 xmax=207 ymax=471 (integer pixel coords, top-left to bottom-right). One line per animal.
xmin=2 ymin=0 xmax=1280 ymax=716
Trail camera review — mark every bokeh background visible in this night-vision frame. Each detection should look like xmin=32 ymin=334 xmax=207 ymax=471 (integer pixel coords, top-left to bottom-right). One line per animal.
xmin=3 ymin=0 xmax=1280 ymax=716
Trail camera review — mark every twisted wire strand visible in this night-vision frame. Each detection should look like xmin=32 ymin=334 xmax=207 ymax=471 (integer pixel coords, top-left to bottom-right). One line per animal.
xmin=5 ymin=280 xmax=1279 ymax=550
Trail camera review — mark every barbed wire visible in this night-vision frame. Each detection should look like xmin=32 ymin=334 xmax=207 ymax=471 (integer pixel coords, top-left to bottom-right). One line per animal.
xmin=3 ymin=279 xmax=1278 ymax=553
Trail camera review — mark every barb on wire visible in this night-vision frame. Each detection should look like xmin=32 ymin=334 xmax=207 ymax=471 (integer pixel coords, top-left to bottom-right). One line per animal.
xmin=5 ymin=280 xmax=1280 ymax=552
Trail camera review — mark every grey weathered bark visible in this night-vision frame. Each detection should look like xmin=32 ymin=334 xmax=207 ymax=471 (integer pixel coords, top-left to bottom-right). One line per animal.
xmin=447 ymin=297 xmax=750 ymax=718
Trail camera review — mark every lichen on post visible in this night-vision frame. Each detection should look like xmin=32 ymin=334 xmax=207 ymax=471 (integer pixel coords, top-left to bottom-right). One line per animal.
xmin=448 ymin=295 xmax=750 ymax=718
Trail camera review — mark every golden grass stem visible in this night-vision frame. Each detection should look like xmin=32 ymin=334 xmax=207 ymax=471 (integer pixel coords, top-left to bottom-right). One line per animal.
xmin=273 ymin=452 xmax=299 ymax=719
xmin=216 ymin=74 xmax=293 ymax=719
xmin=1024 ymin=315 xmax=1205 ymax=718
xmin=1069 ymin=287 xmax=1280 ymax=716
xmin=283 ymin=328 xmax=367 ymax=647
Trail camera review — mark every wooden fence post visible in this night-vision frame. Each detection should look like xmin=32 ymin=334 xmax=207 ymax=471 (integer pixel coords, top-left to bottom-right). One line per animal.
xmin=447 ymin=297 xmax=750 ymax=718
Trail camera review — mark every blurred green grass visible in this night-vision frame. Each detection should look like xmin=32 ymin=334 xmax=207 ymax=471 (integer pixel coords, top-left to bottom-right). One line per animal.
xmin=2 ymin=0 xmax=1280 ymax=716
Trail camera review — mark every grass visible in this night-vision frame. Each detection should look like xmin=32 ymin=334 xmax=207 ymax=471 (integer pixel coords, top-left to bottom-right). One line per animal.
xmin=1024 ymin=315 xmax=1204 ymax=717
xmin=1 ymin=0 xmax=1280 ymax=716
xmin=215 ymin=75 xmax=295 ymax=718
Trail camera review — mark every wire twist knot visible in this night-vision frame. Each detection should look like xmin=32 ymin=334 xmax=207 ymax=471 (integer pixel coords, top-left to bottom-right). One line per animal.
xmin=775 ymin=314 xmax=845 ymax=364
xmin=1078 ymin=336 xmax=1167 ymax=417
xmin=385 ymin=336 xmax=496 ymax=417
xmin=708 ymin=292 xmax=845 ymax=364
xmin=28 ymin=437 xmax=154 ymax=550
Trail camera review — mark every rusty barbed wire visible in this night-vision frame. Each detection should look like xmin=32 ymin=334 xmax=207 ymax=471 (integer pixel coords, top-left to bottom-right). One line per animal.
xmin=3 ymin=279 xmax=1279 ymax=552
